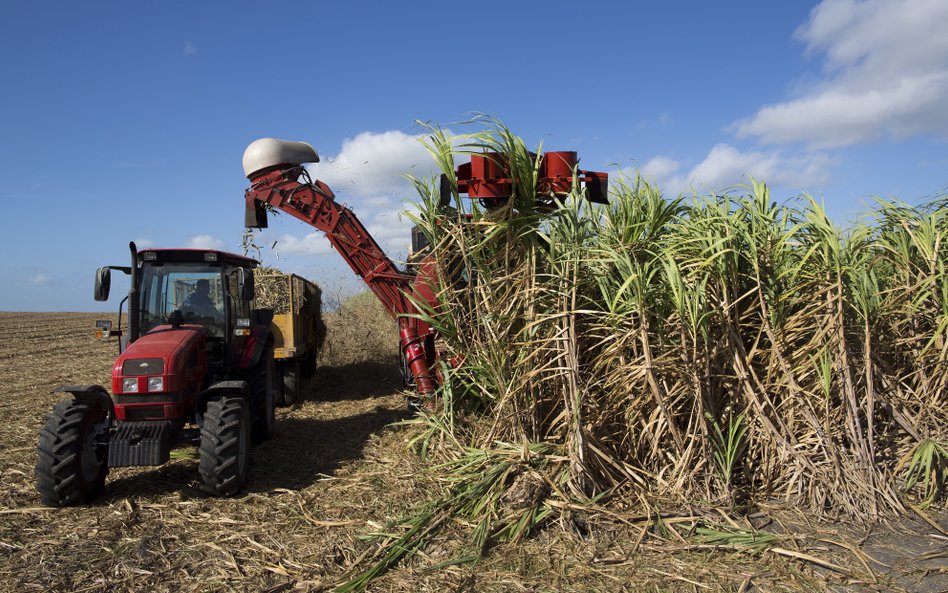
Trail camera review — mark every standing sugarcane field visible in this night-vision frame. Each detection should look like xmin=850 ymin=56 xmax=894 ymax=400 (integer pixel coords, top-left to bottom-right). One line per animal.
xmin=3 ymin=2 xmax=948 ymax=592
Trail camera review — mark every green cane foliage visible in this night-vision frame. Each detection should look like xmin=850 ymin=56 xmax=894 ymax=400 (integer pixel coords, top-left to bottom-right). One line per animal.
xmin=900 ymin=438 xmax=948 ymax=508
xmin=337 ymin=443 xmax=558 ymax=592
xmin=705 ymin=411 xmax=748 ymax=489
xmin=335 ymin=502 xmax=444 ymax=593
xmin=349 ymin=119 xmax=948 ymax=591
xmin=407 ymin=121 xmax=944 ymax=516
xmin=339 ymin=119 xmax=948 ymax=592
xmin=694 ymin=524 xmax=781 ymax=553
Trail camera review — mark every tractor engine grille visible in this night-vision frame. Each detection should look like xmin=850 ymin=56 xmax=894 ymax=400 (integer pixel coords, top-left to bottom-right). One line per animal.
xmin=122 ymin=358 xmax=165 ymax=376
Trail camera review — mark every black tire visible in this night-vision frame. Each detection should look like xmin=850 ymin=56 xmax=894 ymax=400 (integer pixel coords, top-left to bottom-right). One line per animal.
xmin=35 ymin=399 xmax=110 ymax=506
xmin=199 ymin=396 xmax=249 ymax=496
xmin=300 ymin=353 xmax=317 ymax=379
xmin=274 ymin=361 xmax=287 ymax=407
xmin=249 ymin=345 xmax=276 ymax=443
xmin=281 ymin=360 xmax=301 ymax=406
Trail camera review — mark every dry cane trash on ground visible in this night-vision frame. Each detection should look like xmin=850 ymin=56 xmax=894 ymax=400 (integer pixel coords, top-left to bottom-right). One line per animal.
xmin=0 ymin=312 xmax=945 ymax=591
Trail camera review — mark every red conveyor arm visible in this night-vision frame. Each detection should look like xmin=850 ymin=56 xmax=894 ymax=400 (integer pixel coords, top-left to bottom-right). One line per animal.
xmin=244 ymin=167 xmax=440 ymax=399
xmin=244 ymin=168 xmax=417 ymax=319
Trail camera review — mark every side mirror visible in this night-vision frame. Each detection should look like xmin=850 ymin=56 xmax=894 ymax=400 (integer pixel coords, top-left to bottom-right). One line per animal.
xmin=94 ymin=319 xmax=113 ymax=338
xmin=239 ymin=268 xmax=255 ymax=301
xmin=94 ymin=267 xmax=111 ymax=301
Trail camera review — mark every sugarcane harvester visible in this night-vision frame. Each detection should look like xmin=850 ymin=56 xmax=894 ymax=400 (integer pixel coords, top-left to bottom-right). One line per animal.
xmin=242 ymin=138 xmax=608 ymax=404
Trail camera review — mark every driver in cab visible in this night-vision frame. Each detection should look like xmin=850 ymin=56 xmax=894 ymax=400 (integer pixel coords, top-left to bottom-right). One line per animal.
xmin=182 ymin=279 xmax=220 ymax=317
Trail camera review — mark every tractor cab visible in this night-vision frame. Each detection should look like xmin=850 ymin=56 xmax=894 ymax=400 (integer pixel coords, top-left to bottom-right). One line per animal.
xmin=142 ymin=262 xmax=227 ymax=336
xmin=95 ymin=244 xmax=261 ymax=371
xmin=133 ymin=249 xmax=258 ymax=371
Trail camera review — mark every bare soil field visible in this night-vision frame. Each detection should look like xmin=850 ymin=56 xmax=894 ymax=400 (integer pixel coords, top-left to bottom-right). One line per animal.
xmin=0 ymin=312 xmax=945 ymax=592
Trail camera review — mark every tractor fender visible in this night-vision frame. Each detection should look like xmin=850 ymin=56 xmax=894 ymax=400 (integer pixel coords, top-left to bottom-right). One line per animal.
xmin=240 ymin=325 xmax=273 ymax=369
xmin=53 ymin=385 xmax=116 ymax=423
xmin=195 ymin=380 xmax=251 ymax=423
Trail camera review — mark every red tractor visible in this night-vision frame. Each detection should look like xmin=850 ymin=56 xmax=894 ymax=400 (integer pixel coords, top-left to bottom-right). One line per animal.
xmin=241 ymin=138 xmax=607 ymax=403
xmin=36 ymin=245 xmax=278 ymax=506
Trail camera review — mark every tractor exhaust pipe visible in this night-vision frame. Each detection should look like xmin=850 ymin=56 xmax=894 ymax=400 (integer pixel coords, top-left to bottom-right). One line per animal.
xmin=128 ymin=242 xmax=140 ymax=344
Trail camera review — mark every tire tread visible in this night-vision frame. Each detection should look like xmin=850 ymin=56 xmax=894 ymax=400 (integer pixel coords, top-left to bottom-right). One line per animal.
xmin=199 ymin=397 xmax=248 ymax=496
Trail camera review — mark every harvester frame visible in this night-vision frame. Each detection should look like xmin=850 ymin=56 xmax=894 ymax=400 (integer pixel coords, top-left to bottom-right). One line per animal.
xmin=241 ymin=138 xmax=607 ymax=403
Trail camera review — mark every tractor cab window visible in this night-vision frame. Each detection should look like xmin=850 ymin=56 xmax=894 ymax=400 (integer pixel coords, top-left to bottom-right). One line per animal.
xmin=227 ymin=269 xmax=251 ymax=322
xmin=140 ymin=265 xmax=226 ymax=337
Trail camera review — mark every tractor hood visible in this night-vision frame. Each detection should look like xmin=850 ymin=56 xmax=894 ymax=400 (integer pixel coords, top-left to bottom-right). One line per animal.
xmin=112 ymin=325 xmax=207 ymax=396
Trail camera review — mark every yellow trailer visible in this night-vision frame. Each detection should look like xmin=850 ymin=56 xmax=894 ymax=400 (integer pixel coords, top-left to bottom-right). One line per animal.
xmin=259 ymin=273 xmax=325 ymax=405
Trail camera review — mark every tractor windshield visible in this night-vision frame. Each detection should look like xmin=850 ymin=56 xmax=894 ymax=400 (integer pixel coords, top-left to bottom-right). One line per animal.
xmin=139 ymin=264 xmax=226 ymax=337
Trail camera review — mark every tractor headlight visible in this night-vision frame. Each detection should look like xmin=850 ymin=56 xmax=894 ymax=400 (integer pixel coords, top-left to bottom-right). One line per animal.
xmin=147 ymin=376 xmax=164 ymax=392
xmin=122 ymin=378 xmax=139 ymax=393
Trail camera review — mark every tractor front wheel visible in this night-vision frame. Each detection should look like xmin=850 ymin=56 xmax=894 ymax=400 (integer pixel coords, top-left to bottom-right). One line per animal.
xmin=199 ymin=396 xmax=249 ymax=497
xmin=35 ymin=399 xmax=110 ymax=506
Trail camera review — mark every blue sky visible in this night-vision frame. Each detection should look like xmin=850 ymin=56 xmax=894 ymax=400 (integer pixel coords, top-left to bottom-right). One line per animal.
xmin=2 ymin=0 xmax=946 ymax=311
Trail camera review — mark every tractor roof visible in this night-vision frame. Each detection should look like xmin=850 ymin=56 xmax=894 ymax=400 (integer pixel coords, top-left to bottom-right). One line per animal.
xmin=139 ymin=248 xmax=259 ymax=268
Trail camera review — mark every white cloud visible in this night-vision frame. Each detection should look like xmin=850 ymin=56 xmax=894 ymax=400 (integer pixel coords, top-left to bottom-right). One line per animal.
xmin=183 ymin=42 xmax=197 ymax=56
xmin=270 ymin=232 xmax=333 ymax=257
xmin=685 ymin=144 xmax=833 ymax=190
xmin=134 ymin=238 xmax=155 ymax=249
xmin=269 ymin=206 xmax=412 ymax=260
xmin=635 ymin=111 xmax=674 ymax=130
xmin=639 ymin=156 xmax=681 ymax=183
xmin=366 ymin=215 xmax=412 ymax=256
xmin=631 ymin=144 xmax=832 ymax=195
xmin=307 ymin=130 xmax=442 ymax=199
xmin=28 ymin=272 xmax=51 ymax=286
xmin=186 ymin=234 xmax=224 ymax=250
xmin=735 ymin=0 xmax=948 ymax=148
xmin=363 ymin=195 xmax=397 ymax=209
xmin=267 ymin=128 xmax=448 ymax=266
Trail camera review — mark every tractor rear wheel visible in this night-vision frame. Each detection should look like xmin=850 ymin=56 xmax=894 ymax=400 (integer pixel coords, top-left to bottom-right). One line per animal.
xmin=199 ymin=396 xmax=249 ymax=496
xmin=279 ymin=360 xmax=301 ymax=407
xmin=35 ymin=399 xmax=110 ymax=506
xmin=249 ymin=345 xmax=277 ymax=443
xmin=274 ymin=361 xmax=286 ymax=407
xmin=300 ymin=353 xmax=317 ymax=379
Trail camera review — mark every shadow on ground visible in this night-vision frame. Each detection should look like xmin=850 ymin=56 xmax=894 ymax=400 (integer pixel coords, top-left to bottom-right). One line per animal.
xmin=304 ymin=360 xmax=403 ymax=402
xmin=247 ymin=405 xmax=412 ymax=492
xmin=100 ymin=360 xmax=411 ymax=500
xmin=101 ymin=406 xmax=411 ymax=501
